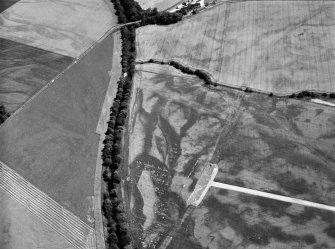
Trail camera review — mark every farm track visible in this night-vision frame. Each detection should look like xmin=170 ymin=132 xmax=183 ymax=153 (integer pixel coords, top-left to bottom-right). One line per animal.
xmin=209 ymin=91 xmax=244 ymax=163
xmin=0 ymin=161 xmax=95 ymax=249
xmin=157 ymin=206 xmax=195 ymax=249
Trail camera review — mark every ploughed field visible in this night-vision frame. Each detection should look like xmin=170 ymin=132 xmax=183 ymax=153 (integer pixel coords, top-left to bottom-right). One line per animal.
xmin=136 ymin=1 xmax=335 ymax=95
xmin=123 ymin=63 xmax=335 ymax=248
xmin=0 ymin=190 xmax=75 ymax=249
xmin=0 ymin=31 xmax=121 ymax=221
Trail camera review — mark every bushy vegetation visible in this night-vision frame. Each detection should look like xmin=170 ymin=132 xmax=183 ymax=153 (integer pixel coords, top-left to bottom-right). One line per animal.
xmin=141 ymin=11 xmax=182 ymax=25
xmin=170 ymin=60 xmax=195 ymax=74
xmin=170 ymin=61 xmax=213 ymax=85
xmin=175 ymin=2 xmax=201 ymax=15
xmin=0 ymin=104 xmax=10 ymax=124
xmin=194 ymin=69 xmax=212 ymax=85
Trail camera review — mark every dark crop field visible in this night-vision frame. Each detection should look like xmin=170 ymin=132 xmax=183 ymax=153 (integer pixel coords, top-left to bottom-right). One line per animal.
xmin=0 ymin=0 xmax=20 ymax=12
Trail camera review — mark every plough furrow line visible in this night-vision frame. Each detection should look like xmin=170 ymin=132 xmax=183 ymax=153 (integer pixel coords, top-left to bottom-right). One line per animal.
xmin=1 ymin=165 xmax=89 ymax=224
xmin=0 ymin=172 xmax=90 ymax=236
xmin=0 ymin=166 xmax=91 ymax=227
xmin=0 ymin=178 xmax=90 ymax=242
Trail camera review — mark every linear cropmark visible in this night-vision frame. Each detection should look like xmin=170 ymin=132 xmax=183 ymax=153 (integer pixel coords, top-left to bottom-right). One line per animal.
xmin=0 ymin=161 xmax=96 ymax=249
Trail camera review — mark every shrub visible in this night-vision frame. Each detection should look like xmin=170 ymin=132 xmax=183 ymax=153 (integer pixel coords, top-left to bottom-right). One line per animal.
xmin=0 ymin=104 xmax=10 ymax=124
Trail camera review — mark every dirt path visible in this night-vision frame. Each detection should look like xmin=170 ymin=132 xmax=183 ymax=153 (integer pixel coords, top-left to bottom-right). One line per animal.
xmin=311 ymin=98 xmax=335 ymax=107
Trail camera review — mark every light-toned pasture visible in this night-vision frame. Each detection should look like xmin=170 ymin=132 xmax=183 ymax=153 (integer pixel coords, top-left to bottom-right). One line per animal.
xmin=137 ymin=1 xmax=335 ymax=94
xmin=0 ymin=0 xmax=117 ymax=57
xmin=137 ymin=0 xmax=181 ymax=11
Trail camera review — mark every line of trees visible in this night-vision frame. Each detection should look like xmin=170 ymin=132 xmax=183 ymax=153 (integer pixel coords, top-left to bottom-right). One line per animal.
xmin=101 ymin=0 xmax=208 ymax=246
xmin=0 ymin=104 xmax=10 ymax=124
xmin=101 ymin=75 xmax=133 ymax=249
xmin=289 ymin=91 xmax=335 ymax=99
xmin=149 ymin=60 xmax=216 ymax=86
xmin=102 ymin=1 xmax=138 ymax=248
xmin=101 ymin=0 xmax=188 ymax=248
xmin=111 ymin=0 xmax=182 ymax=25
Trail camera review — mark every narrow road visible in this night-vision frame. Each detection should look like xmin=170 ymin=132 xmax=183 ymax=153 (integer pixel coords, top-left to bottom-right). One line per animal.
xmin=211 ymin=181 xmax=335 ymax=212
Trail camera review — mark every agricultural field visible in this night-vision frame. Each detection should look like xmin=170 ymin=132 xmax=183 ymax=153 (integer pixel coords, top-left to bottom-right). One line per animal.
xmin=0 ymin=190 xmax=75 ymax=249
xmin=0 ymin=29 xmax=121 ymax=249
xmin=212 ymin=88 xmax=335 ymax=207
xmin=0 ymin=37 xmax=72 ymax=112
xmin=123 ymin=63 xmax=335 ymax=248
xmin=0 ymin=0 xmax=20 ymax=12
xmin=0 ymin=0 xmax=118 ymax=57
xmin=136 ymin=0 xmax=335 ymax=95
xmin=137 ymin=0 xmax=182 ymax=11
xmin=170 ymin=188 xmax=335 ymax=248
